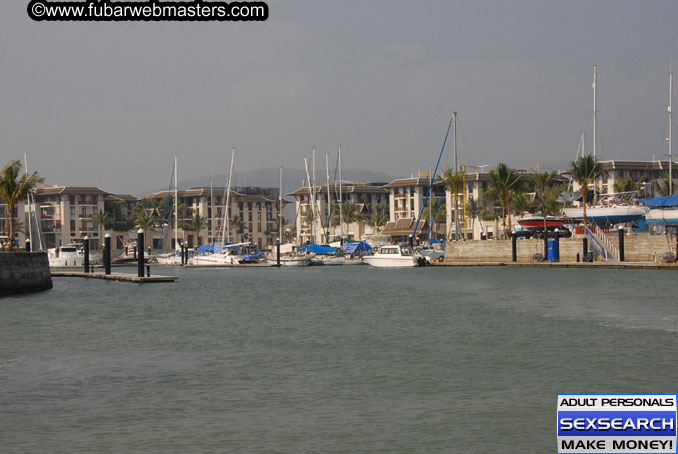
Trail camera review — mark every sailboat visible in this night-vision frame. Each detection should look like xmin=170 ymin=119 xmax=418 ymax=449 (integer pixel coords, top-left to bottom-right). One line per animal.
xmin=562 ymin=66 xmax=649 ymax=226
xmin=156 ymin=156 xmax=183 ymax=265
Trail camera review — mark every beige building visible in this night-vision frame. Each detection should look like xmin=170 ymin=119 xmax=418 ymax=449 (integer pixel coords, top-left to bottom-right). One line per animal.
xmin=288 ymin=183 xmax=389 ymax=244
xmin=144 ymin=186 xmax=286 ymax=249
xmin=569 ymin=160 xmax=678 ymax=198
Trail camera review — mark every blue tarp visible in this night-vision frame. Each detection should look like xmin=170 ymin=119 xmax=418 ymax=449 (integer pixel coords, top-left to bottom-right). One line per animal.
xmin=640 ymin=195 xmax=678 ymax=207
xmin=343 ymin=241 xmax=372 ymax=255
xmin=299 ymin=243 xmax=339 ymax=255
xmin=198 ymin=245 xmax=214 ymax=254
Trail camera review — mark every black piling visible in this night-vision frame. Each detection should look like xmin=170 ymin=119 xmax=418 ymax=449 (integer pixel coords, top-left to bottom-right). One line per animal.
xmin=276 ymin=237 xmax=281 ymax=267
xmin=511 ymin=233 xmax=517 ymax=262
xmin=137 ymin=230 xmax=144 ymax=278
xmin=83 ymin=236 xmax=90 ymax=273
xmin=25 ymin=239 xmax=30 ymax=252
xmin=583 ymin=237 xmax=588 ymax=261
xmin=618 ymin=228 xmax=625 ymax=262
xmin=104 ymin=234 xmax=111 ymax=275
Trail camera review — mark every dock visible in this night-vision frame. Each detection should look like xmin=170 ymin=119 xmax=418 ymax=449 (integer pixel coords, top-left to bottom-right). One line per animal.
xmin=51 ymin=271 xmax=177 ymax=283
xmin=434 ymin=261 xmax=678 ymax=270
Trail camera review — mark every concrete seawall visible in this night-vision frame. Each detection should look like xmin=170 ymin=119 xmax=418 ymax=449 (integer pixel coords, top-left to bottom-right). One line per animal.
xmin=0 ymin=252 xmax=53 ymax=296
xmin=444 ymin=234 xmax=674 ymax=263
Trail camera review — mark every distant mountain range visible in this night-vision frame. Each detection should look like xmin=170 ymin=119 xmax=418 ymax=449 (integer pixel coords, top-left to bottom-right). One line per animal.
xmin=147 ymin=167 xmax=398 ymax=197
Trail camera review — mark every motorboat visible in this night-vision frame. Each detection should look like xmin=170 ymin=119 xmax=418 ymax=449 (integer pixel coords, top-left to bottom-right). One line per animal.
xmin=188 ymin=243 xmax=264 ymax=266
xmin=155 ymin=252 xmax=182 ymax=265
xmin=310 ymin=254 xmax=346 ymax=266
xmin=267 ymin=254 xmax=313 ymax=266
xmin=47 ymin=244 xmax=84 ymax=267
xmin=362 ymin=244 xmax=428 ymax=267
xmin=416 ymin=245 xmax=445 ymax=262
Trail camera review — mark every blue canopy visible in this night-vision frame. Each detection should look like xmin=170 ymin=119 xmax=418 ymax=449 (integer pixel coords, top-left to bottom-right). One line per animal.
xmin=299 ymin=243 xmax=338 ymax=255
xmin=198 ymin=245 xmax=214 ymax=254
xmin=343 ymin=241 xmax=372 ymax=254
xmin=640 ymin=195 xmax=678 ymax=207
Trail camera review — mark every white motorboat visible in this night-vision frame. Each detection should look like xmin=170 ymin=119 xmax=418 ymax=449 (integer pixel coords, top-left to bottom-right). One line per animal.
xmin=310 ymin=254 xmax=346 ymax=266
xmin=47 ymin=244 xmax=84 ymax=267
xmin=267 ymin=254 xmax=314 ymax=266
xmin=362 ymin=244 xmax=428 ymax=267
xmin=188 ymin=243 xmax=264 ymax=266
xmin=155 ymin=252 xmax=182 ymax=265
xmin=416 ymin=245 xmax=445 ymax=262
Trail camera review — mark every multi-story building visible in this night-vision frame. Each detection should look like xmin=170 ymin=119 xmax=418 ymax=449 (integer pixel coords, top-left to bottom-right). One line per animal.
xmin=33 ymin=186 xmax=110 ymax=249
xmin=288 ymin=182 xmax=389 ymax=244
xmin=569 ymin=160 xmax=678 ymax=198
xmin=381 ymin=172 xmax=446 ymax=243
xmin=144 ymin=186 xmax=286 ymax=249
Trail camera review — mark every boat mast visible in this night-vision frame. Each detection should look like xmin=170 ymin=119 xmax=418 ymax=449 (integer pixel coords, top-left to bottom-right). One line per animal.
xmin=325 ymin=152 xmax=331 ymax=243
xmin=221 ymin=148 xmax=235 ymax=243
xmin=669 ymin=70 xmax=673 ymax=196
xmin=593 ymin=65 xmax=598 ymax=198
xmin=174 ymin=155 xmax=179 ymax=251
xmin=338 ymin=144 xmax=343 ymax=244
xmin=209 ymin=174 xmax=214 ymax=244
xmin=24 ymin=153 xmax=34 ymax=250
xmin=453 ymin=111 xmax=458 ymax=172
xmin=303 ymin=156 xmax=315 ymax=244
xmin=279 ymin=166 xmax=283 ymax=246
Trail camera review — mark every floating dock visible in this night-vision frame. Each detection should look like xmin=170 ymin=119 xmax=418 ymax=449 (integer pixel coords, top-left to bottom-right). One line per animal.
xmin=51 ymin=271 xmax=177 ymax=283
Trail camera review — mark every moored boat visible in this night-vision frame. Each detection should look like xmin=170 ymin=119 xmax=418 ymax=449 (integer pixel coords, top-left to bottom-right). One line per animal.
xmin=362 ymin=244 xmax=428 ymax=267
xmin=47 ymin=244 xmax=84 ymax=267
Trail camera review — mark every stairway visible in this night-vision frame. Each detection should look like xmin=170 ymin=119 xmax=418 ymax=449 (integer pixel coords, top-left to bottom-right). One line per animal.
xmin=585 ymin=225 xmax=619 ymax=261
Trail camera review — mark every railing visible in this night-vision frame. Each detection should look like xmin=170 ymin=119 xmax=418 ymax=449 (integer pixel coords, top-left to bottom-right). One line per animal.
xmin=585 ymin=225 xmax=619 ymax=261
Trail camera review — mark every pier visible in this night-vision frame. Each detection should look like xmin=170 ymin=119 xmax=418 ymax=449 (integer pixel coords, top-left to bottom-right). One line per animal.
xmin=434 ymin=261 xmax=678 ymax=270
xmin=51 ymin=271 xmax=177 ymax=283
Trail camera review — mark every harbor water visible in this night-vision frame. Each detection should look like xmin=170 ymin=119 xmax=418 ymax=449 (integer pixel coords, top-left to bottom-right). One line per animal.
xmin=1 ymin=266 xmax=677 ymax=452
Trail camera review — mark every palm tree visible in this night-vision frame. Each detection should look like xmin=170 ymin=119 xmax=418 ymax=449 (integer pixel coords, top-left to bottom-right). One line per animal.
xmin=614 ymin=176 xmax=643 ymax=194
xmin=487 ymin=163 xmax=520 ymax=237
xmin=89 ymin=211 xmax=111 ymax=249
xmin=530 ymin=171 xmax=556 ymax=257
xmin=368 ymin=212 xmax=388 ymax=233
xmin=134 ymin=212 xmax=157 ymax=249
xmin=653 ymin=175 xmax=675 ymax=197
xmin=443 ymin=168 xmax=464 ymax=240
xmin=570 ymin=155 xmax=602 ymax=229
xmin=181 ymin=214 xmax=208 ymax=247
xmin=341 ymin=201 xmax=359 ymax=239
xmin=0 ymin=161 xmax=44 ymax=250
xmin=230 ymin=215 xmax=245 ymax=242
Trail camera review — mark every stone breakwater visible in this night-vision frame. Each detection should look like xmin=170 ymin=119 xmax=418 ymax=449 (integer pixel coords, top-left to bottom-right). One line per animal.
xmin=0 ymin=252 xmax=53 ymax=296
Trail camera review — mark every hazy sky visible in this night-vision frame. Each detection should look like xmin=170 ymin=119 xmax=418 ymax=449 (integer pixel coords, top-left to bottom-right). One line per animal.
xmin=2 ymin=0 xmax=677 ymax=195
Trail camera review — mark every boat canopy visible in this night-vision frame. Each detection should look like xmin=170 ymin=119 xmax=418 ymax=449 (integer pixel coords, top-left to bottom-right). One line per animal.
xmin=640 ymin=195 xmax=678 ymax=207
xmin=299 ymin=243 xmax=338 ymax=255
xmin=343 ymin=241 xmax=372 ymax=254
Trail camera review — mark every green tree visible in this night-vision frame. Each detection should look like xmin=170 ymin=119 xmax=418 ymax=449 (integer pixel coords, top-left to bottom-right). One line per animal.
xmin=134 ymin=212 xmax=157 ymax=249
xmin=0 ymin=161 xmax=44 ymax=250
xmin=530 ymin=170 xmax=557 ymax=257
xmin=443 ymin=168 xmax=464 ymax=240
xmin=487 ymin=163 xmax=521 ymax=237
xmin=230 ymin=215 xmax=245 ymax=242
xmin=614 ymin=176 xmax=643 ymax=193
xmin=653 ymin=175 xmax=676 ymax=197
xmin=341 ymin=201 xmax=359 ymax=239
xmin=181 ymin=214 xmax=208 ymax=247
xmin=570 ymin=155 xmax=602 ymax=229
xmin=89 ymin=211 xmax=111 ymax=249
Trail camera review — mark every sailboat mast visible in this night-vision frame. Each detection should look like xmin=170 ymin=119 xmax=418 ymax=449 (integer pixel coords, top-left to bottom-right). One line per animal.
xmin=279 ymin=166 xmax=283 ymax=245
xmin=222 ymin=147 xmax=235 ymax=243
xmin=209 ymin=175 xmax=214 ymax=244
xmin=304 ymin=156 xmax=315 ymax=243
xmin=669 ymin=71 xmax=673 ymax=196
xmin=338 ymin=144 xmax=343 ymax=244
xmin=593 ymin=65 xmax=598 ymax=198
xmin=24 ymin=153 xmax=33 ymax=249
xmin=174 ymin=155 xmax=178 ymax=251
xmin=325 ymin=152 xmax=331 ymax=242
xmin=453 ymin=111 xmax=458 ymax=172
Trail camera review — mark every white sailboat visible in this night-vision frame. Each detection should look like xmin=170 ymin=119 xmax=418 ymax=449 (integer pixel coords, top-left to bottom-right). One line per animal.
xmin=156 ymin=156 xmax=182 ymax=265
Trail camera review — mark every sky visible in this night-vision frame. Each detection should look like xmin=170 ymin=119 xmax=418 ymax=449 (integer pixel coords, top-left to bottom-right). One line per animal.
xmin=1 ymin=0 xmax=678 ymax=195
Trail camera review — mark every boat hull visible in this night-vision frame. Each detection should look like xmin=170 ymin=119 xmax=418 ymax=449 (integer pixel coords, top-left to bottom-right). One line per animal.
xmin=563 ymin=206 xmax=649 ymax=225
xmin=644 ymin=208 xmax=678 ymax=226
xmin=362 ymin=256 xmax=417 ymax=267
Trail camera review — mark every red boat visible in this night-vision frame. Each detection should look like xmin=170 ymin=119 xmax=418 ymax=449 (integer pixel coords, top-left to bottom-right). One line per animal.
xmin=517 ymin=216 xmax=567 ymax=229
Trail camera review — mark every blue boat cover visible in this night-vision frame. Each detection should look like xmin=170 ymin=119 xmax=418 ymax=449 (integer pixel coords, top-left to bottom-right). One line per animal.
xmin=299 ymin=243 xmax=338 ymax=255
xmin=343 ymin=241 xmax=372 ymax=254
xmin=640 ymin=195 xmax=678 ymax=207
xmin=198 ymin=245 xmax=214 ymax=254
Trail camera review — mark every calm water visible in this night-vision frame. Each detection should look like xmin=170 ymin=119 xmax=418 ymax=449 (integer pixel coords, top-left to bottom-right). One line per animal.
xmin=1 ymin=266 xmax=677 ymax=453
